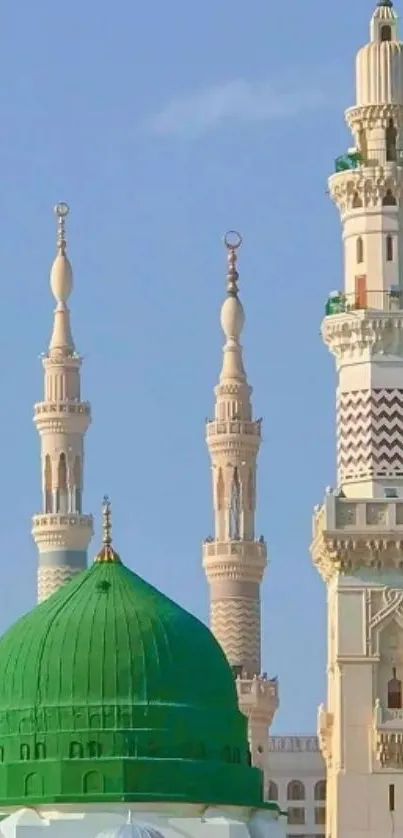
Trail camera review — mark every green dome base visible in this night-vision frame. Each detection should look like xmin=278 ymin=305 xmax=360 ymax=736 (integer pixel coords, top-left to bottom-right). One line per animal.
xmin=0 ymin=559 xmax=265 ymax=809
xmin=0 ymin=757 xmax=264 ymax=808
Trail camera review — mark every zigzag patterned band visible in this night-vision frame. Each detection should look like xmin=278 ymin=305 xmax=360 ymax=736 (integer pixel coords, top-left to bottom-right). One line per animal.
xmin=210 ymin=597 xmax=261 ymax=672
xmin=338 ymin=388 xmax=403 ymax=482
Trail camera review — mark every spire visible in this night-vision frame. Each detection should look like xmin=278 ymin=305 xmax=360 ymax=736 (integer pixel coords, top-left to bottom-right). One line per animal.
xmin=377 ymin=0 xmax=393 ymax=7
xmin=49 ymin=202 xmax=74 ymax=356
xmin=225 ymin=230 xmax=241 ymax=297
xmin=95 ymin=497 xmax=121 ymax=564
xmin=219 ymin=231 xmax=246 ymax=384
xmin=32 ymin=203 xmax=93 ymax=603
xmin=203 ymin=230 xmax=277 ymax=798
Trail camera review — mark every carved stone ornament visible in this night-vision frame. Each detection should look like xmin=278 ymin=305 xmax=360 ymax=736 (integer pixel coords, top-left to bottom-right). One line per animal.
xmin=328 ymin=168 xmax=403 ymax=217
xmin=322 ymin=312 xmax=403 ymax=363
xmin=346 ymin=103 xmax=403 ymax=134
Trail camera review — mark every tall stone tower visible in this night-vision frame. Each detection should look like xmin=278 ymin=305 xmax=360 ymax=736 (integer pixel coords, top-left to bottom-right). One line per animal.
xmin=32 ymin=203 xmax=93 ymax=602
xmin=311 ymin=3 xmax=403 ymax=836
xmin=203 ymin=232 xmax=278 ymax=798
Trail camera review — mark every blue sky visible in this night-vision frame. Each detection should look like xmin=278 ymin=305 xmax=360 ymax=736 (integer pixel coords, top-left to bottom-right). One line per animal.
xmin=0 ymin=0 xmax=379 ymax=732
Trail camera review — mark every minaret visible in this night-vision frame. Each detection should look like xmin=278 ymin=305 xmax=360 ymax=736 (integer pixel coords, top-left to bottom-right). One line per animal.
xmin=311 ymin=4 xmax=403 ymax=837
xmin=202 ymin=232 xmax=278 ymax=797
xmin=32 ymin=203 xmax=93 ymax=602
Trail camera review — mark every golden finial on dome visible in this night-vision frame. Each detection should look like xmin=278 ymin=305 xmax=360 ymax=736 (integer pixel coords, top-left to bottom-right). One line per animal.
xmin=224 ymin=230 xmax=242 ymax=297
xmin=95 ymin=496 xmax=121 ymax=563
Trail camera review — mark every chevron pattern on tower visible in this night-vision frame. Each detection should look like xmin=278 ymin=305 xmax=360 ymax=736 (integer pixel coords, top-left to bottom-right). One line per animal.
xmin=337 ymin=388 xmax=403 ymax=482
xmin=38 ymin=566 xmax=83 ymax=602
xmin=210 ymin=598 xmax=261 ymax=671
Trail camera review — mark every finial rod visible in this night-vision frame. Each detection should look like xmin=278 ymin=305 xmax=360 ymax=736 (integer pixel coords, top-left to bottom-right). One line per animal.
xmin=102 ymin=495 xmax=112 ymax=546
xmin=94 ymin=495 xmax=121 ymax=563
xmin=54 ymin=202 xmax=70 ymax=254
xmin=223 ymin=230 xmax=242 ymax=297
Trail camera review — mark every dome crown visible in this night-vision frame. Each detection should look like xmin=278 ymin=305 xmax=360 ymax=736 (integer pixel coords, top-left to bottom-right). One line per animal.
xmin=96 ymin=815 xmax=165 ymax=838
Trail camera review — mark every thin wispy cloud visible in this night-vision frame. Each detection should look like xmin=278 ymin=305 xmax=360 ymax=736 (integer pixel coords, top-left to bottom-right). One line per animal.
xmin=146 ymin=79 xmax=326 ymax=139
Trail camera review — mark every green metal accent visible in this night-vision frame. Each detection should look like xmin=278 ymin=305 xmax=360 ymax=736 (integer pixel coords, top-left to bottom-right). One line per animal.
xmin=335 ymin=151 xmax=363 ymax=173
xmin=0 ymin=561 xmax=265 ymax=808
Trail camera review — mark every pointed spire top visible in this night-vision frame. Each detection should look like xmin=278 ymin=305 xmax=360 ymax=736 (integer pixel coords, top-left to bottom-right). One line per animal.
xmin=50 ymin=202 xmax=73 ymax=305
xmin=55 ymin=201 xmax=69 ymax=255
xmin=224 ymin=230 xmax=242 ymax=297
xmin=102 ymin=495 xmax=112 ymax=546
xmin=48 ymin=202 xmax=75 ymax=355
xmin=95 ymin=496 xmax=122 ymax=564
xmin=219 ymin=231 xmax=246 ymax=383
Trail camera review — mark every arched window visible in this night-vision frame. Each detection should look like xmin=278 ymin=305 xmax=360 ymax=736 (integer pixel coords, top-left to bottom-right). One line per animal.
xmin=69 ymin=741 xmax=83 ymax=759
xmin=356 ymin=237 xmax=364 ymax=264
xmin=83 ymin=771 xmax=104 ymax=795
xmin=314 ymin=779 xmax=326 ymax=801
xmin=268 ymin=780 xmax=279 ymax=801
xmin=247 ymin=469 xmax=255 ymax=511
xmin=56 ymin=453 xmax=68 ymax=513
xmin=74 ymin=456 xmax=82 ymax=514
xmin=20 ymin=744 xmax=30 ymax=761
xmin=25 ymin=773 xmax=43 ymax=797
xmin=287 ymin=779 xmax=306 ymax=801
xmin=383 ymin=189 xmax=397 ymax=206
xmin=388 ymin=667 xmax=402 ymax=709
xmin=352 ymin=192 xmax=363 ymax=208
xmin=35 ymin=743 xmax=46 ymax=760
xmin=217 ymin=468 xmax=224 ymax=511
xmin=88 ymin=741 xmax=101 ymax=758
xmin=386 ymin=119 xmax=397 ymax=162
xmin=230 ymin=467 xmax=241 ymax=539
xmin=387 ymin=235 xmax=394 ymax=262
xmin=0 ymin=746 xmax=4 ymax=762
xmin=44 ymin=455 xmax=52 ymax=513
xmin=381 ymin=24 xmax=392 ymax=42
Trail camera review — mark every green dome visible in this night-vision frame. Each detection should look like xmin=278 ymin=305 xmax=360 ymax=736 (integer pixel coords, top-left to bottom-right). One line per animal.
xmin=0 ymin=554 xmax=264 ymax=808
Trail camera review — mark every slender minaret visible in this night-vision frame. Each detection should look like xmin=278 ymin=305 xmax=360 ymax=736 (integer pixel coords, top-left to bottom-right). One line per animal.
xmin=32 ymin=203 xmax=93 ymax=602
xmin=202 ymin=232 xmax=278 ymax=797
xmin=312 ymin=4 xmax=403 ymax=837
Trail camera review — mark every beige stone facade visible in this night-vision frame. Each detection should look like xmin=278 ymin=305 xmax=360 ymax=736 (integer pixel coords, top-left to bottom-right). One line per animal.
xmin=312 ymin=3 xmax=403 ymax=837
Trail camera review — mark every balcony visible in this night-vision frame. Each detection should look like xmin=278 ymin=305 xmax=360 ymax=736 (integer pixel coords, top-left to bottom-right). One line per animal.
xmin=324 ymin=288 xmax=403 ymax=316
xmin=311 ymin=491 xmax=403 ymax=581
xmin=236 ymin=674 xmax=279 ymax=727
xmin=374 ymin=700 xmax=403 ymax=768
xmin=335 ymin=147 xmax=403 ymax=172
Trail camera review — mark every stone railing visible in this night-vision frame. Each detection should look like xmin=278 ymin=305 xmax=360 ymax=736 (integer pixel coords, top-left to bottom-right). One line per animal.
xmin=206 ymin=419 xmax=261 ymax=438
xmin=34 ymin=401 xmax=91 ymax=418
xmin=203 ymin=538 xmax=267 ymax=558
xmin=314 ymin=492 xmax=403 ymax=533
xmin=32 ymin=513 xmax=93 ymax=529
xmin=268 ymin=736 xmax=320 ymax=753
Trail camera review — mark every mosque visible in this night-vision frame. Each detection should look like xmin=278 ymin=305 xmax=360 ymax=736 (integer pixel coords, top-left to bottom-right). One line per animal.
xmin=0 ymin=2 xmax=403 ymax=837
xmin=0 ymin=201 xmax=283 ymax=838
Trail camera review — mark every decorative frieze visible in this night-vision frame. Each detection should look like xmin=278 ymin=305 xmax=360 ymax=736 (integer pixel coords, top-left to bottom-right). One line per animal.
xmin=322 ymin=310 xmax=403 ymax=363
xmin=311 ymin=493 xmax=403 ymax=581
